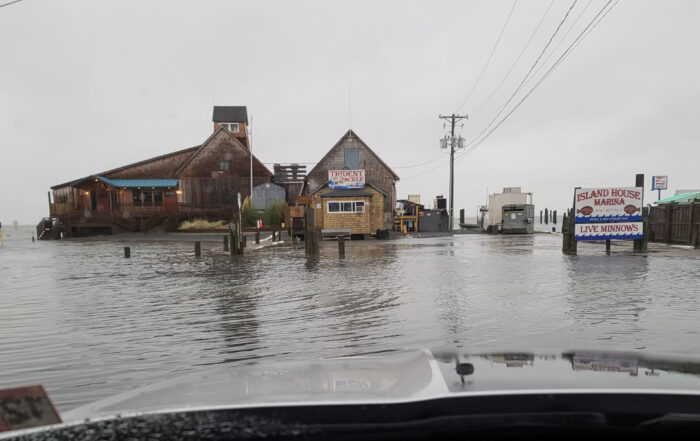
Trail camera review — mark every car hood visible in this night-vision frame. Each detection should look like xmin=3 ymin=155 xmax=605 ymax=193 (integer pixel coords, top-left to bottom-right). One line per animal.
xmin=61 ymin=348 xmax=700 ymax=423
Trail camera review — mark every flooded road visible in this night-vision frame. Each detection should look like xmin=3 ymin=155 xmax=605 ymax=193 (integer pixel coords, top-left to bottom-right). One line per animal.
xmin=1 ymin=226 xmax=700 ymax=411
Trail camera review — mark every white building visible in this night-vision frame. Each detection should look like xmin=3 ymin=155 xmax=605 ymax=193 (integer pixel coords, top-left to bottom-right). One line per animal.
xmin=486 ymin=187 xmax=533 ymax=227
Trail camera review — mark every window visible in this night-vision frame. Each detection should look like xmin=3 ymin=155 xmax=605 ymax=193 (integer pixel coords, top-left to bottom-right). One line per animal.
xmin=153 ymin=191 xmax=163 ymax=205
xmin=143 ymin=190 xmax=153 ymax=205
xmin=132 ymin=190 xmax=142 ymax=206
xmin=220 ymin=123 xmax=239 ymax=133
xmin=344 ymin=147 xmax=359 ymax=169
xmin=219 ymin=161 xmax=229 ymax=171
xmin=327 ymin=201 xmax=366 ymax=213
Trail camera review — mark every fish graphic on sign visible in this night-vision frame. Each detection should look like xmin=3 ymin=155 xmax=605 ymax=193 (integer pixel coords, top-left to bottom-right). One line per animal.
xmin=576 ymin=206 xmax=594 ymax=216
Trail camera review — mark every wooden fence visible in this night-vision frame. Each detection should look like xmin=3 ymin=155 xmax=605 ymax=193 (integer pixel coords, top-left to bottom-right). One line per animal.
xmin=649 ymin=202 xmax=699 ymax=246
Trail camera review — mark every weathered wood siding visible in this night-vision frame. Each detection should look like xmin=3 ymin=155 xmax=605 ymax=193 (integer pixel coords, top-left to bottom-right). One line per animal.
xmin=105 ymin=148 xmax=198 ymax=179
xmin=311 ymin=186 xmax=385 ymax=235
xmin=306 ymin=131 xmax=398 ymax=229
xmin=213 ymin=122 xmax=248 ymax=148
xmin=177 ymin=130 xmax=272 ymax=208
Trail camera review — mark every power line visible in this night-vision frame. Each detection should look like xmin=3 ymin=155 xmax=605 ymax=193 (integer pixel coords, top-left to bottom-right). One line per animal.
xmin=469 ymin=0 xmax=555 ymax=115
xmin=524 ymin=0 xmax=594 ymax=90
xmin=392 ymin=154 xmax=445 ymax=169
xmin=459 ymin=0 xmax=579 ymax=151
xmin=455 ymin=0 xmax=618 ymax=165
xmin=401 ymin=157 xmax=450 ymax=180
xmin=454 ymin=0 xmax=518 ymax=113
xmin=472 ymin=0 xmax=593 ymax=118
xmin=0 ymin=0 xmax=23 ymax=8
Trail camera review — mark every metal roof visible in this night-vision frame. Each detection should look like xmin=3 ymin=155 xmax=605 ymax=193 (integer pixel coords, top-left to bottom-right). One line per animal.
xmin=95 ymin=176 xmax=178 ymax=188
xmin=656 ymin=192 xmax=700 ymax=204
xmin=212 ymin=106 xmax=248 ymax=123
xmin=320 ymin=189 xmax=374 ymax=198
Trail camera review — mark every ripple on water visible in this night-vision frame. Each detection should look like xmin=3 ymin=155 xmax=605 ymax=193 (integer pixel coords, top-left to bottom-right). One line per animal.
xmin=1 ymin=228 xmax=700 ymax=411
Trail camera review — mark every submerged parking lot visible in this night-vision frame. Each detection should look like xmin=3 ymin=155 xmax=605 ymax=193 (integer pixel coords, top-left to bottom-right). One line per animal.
xmin=1 ymin=227 xmax=700 ymax=411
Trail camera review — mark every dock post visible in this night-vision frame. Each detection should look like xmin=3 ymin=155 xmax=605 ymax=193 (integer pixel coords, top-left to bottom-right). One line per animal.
xmin=223 ymin=235 xmax=229 ymax=252
xmin=231 ymin=221 xmax=239 ymax=256
xmin=642 ymin=206 xmax=650 ymax=252
xmin=229 ymin=225 xmax=235 ymax=256
xmin=194 ymin=241 xmax=201 ymax=257
xmin=305 ymin=206 xmax=315 ymax=256
xmin=553 ymin=210 xmax=557 ymax=225
xmin=312 ymin=230 xmax=320 ymax=257
xmin=242 ymin=235 xmax=247 ymax=248
xmin=540 ymin=210 xmax=543 ymax=224
xmin=633 ymin=174 xmax=645 ymax=252
xmin=605 ymin=240 xmax=611 ymax=254
xmin=255 ymin=229 xmax=260 ymax=245
xmin=338 ymin=235 xmax=345 ymax=258
xmin=124 ymin=246 xmax=130 ymax=258
xmin=237 ymin=220 xmax=244 ymax=255
xmin=544 ymin=208 xmax=549 ymax=224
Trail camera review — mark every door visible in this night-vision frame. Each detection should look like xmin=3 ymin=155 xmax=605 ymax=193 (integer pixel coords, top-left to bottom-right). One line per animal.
xmin=164 ymin=190 xmax=178 ymax=213
xmin=97 ymin=191 xmax=111 ymax=212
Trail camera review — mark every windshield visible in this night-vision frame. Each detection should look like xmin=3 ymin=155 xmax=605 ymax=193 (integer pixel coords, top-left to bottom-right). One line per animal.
xmin=1 ymin=0 xmax=699 ymax=429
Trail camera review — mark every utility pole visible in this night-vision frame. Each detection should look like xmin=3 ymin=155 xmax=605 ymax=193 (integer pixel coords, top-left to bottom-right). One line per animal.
xmin=249 ymin=115 xmax=253 ymax=204
xmin=439 ymin=114 xmax=468 ymax=230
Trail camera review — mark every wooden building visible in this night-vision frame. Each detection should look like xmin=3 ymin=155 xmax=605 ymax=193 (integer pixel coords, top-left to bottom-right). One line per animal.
xmin=305 ymin=130 xmax=399 ymax=237
xmin=46 ymin=106 xmax=272 ymax=237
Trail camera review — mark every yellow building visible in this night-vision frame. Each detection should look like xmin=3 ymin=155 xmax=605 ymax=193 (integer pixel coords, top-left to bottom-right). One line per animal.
xmin=310 ymin=184 xmax=388 ymax=236
xmin=305 ymin=130 xmax=399 ymax=238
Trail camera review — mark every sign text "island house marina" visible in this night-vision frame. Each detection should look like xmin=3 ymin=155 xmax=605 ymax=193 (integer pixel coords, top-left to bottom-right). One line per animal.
xmin=574 ymin=187 xmax=643 ymax=240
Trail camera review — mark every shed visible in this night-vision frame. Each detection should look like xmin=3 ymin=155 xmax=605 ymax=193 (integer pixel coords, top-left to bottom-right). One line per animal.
xmin=252 ymin=182 xmax=286 ymax=210
xmin=502 ymin=204 xmax=535 ymax=234
xmin=418 ymin=209 xmax=449 ymax=233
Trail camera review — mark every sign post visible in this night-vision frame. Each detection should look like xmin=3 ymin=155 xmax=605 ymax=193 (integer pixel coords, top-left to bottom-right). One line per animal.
xmin=651 ymin=175 xmax=668 ymax=201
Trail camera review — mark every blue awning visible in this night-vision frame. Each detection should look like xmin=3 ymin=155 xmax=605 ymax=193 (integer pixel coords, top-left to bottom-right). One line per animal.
xmin=94 ymin=176 xmax=178 ymax=188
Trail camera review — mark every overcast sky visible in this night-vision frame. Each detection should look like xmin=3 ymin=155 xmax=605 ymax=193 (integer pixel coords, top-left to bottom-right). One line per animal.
xmin=1 ymin=0 xmax=699 ymax=224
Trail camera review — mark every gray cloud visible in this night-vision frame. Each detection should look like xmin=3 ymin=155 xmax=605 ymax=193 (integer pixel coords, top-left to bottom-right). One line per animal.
xmin=1 ymin=0 xmax=698 ymax=224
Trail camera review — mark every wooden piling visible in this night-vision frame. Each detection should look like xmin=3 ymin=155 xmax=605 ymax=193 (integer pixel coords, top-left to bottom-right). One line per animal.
xmin=124 ymin=246 xmax=130 ymax=258
xmin=642 ymin=206 xmax=650 ymax=252
xmin=605 ymin=240 xmax=611 ymax=254
xmin=195 ymin=241 xmax=201 ymax=257
xmin=312 ymin=230 xmax=320 ymax=257
xmin=242 ymin=235 xmax=247 ymax=248
xmin=562 ymin=200 xmax=578 ymax=255
xmin=305 ymin=206 xmax=314 ymax=256
xmin=545 ymin=208 xmax=549 ymax=224
xmin=633 ymin=173 xmax=645 ymax=252
xmin=553 ymin=210 xmax=557 ymax=225
xmin=540 ymin=210 xmax=543 ymax=224
xmin=338 ymin=235 xmax=345 ymax=258
xmin=223 ymin=235 xmax=229 ymax=252
xmin=231 ymin=220 xmax=240 ymax=256
xmin=228 ymin=224 xmax=236 ymax=256
xmin=255 ymin=229 xmax=260 ymax=245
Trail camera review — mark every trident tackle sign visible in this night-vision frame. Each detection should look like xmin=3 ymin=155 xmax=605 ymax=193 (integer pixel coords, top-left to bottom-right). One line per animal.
xmin=574 ymin=187 xmax=643 ymax=241
xmin=328 ymin=170 xmax=365 ymax=189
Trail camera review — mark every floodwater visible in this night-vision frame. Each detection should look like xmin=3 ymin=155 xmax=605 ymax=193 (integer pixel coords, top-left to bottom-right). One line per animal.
xmin=1 ymin=225 xmax=700 ymax=412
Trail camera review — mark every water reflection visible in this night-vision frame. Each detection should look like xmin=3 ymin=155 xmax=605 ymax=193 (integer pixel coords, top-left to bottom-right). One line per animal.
xmin=565 ymin=255 xmax=650 ymax=323
xmin=2 ymin=229 xmax=700 ymax=412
